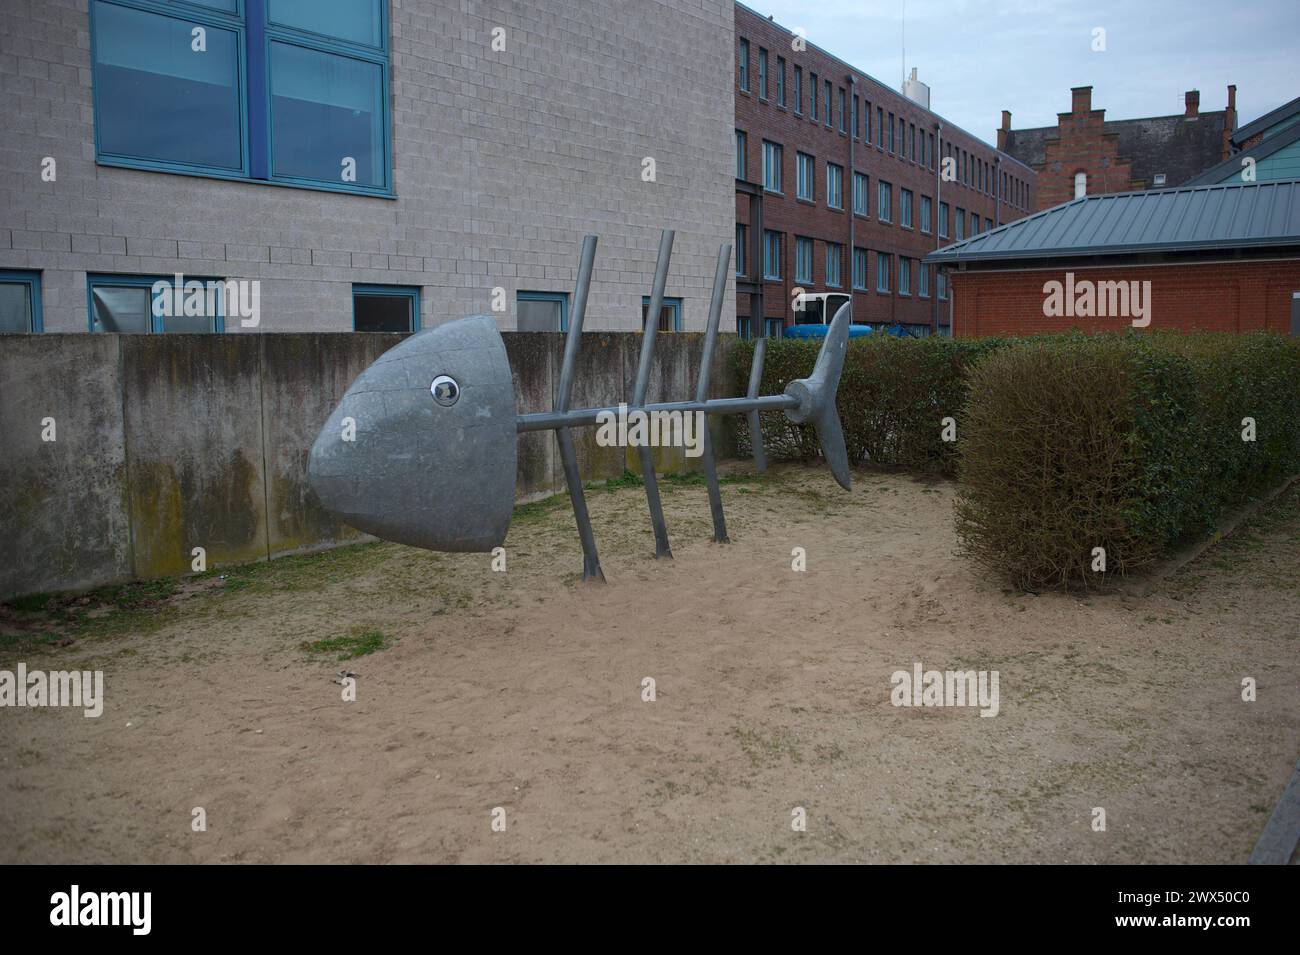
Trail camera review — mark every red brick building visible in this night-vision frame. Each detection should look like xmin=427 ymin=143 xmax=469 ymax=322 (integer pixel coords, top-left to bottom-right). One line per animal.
xmin=734 ymin=4 xmax=1036 ymax=337
xmin=1000 ymin=86 xmax=1237 ymax=210
xmin=924 ymin=179 xmax=1300 ymax=338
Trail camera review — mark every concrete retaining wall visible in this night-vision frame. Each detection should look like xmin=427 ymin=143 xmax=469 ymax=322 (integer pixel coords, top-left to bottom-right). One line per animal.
xmin=0 ymin=331 xmax=740 ymax=599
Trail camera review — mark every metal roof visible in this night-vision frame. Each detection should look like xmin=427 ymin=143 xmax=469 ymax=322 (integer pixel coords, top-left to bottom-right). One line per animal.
xmin=924 ymin=178 xmax=1300 ymax=265
xmin=1231 ymin=94 xmax=1300 ymax=147
xmin=1187 ymin=121 xmax=1300 ymax=185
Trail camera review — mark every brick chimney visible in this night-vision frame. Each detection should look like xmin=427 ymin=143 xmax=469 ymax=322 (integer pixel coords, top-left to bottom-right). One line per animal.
xmin=1224 ymin=84 xmax=1237 ymax=159
xmin=1070 ymin=86 xmax=1092 ymax=114
xmin=998 ymin=109 xmax=1011 ymax=150
xmin=1185 ymin=89 xmax=1200 ymax=118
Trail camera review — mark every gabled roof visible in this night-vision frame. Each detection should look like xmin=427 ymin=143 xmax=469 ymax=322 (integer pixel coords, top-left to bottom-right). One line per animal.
xmin=924 ymin=178 xmax=1300 ymax=265
xmin=1003 ymin=111 xmax=1229 ymax=189
xmin=1232 ymin=94 xmax=1300 ymax=147
xmin=1187 ymin=121 xmax=1300 ymax=185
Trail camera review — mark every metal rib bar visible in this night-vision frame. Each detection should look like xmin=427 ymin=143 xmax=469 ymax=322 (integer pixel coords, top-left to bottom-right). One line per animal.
xmin=633 ymin=229 xmax=675 ymax=558
xmin=556 ymin=235 xmax=604 ymax=582
xmin=516 ymin=394 xmax=799 ymax=433
xmin=746 ymin=337 xmax=768 ymax=472
xmin=696 ymin=243 xmax=732 ymax=542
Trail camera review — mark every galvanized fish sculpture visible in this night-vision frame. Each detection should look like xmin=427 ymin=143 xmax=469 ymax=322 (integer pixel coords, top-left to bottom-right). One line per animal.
xmin=308 ymin=230 xmax=851 ymax=582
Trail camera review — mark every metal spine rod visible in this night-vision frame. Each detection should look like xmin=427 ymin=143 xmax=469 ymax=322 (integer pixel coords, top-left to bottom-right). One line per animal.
xmin=633 ymin=229 xmax=675 ymax=559
xmin=697 ymin=243 xmax=732 ymax=542
xmin=516 ymin=393 xmax=799 ymax=433
xmin=746 ymin=337 xmax=768 ymax=472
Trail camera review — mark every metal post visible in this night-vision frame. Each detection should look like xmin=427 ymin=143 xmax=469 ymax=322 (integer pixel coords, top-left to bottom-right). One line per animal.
xmin=633 ymin=229 xmax=675 ymax=558
xmin=695 ymin=243 xmax=732 ymax=542
xmin=746 ymin=337 xmax=768 ymax=472
xmin=556 ymin=235 xmax=604 ymax=581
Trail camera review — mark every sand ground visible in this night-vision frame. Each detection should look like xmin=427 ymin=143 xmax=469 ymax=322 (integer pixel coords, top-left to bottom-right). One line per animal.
xmin=1 ymin=463 xmax=1296 ymax=864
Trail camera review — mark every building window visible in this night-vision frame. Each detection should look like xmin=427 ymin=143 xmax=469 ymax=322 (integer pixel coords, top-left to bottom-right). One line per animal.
xmin=795 ymin=237 xmax=814 ymax=285
xmin=827 ymin=163 xmax=843 ymax=210
xmin=0 ymin=270 xmax=42 ymax=333
xmin=876 ymin=106 xmax=884 ymax=146
xmin=898 ymin=258 xmax=911 ymax=296
xmin=758 ymin=47 xmax=767 ymax=99
xmin=90 ymin=0 xmax=392 ymax=196
xmin=853 ymin=94 xmax=860 ymax=137
xmin=876 ymin=253 xmax=891 ymax=293
xmin=735 ymin=225 xmax=747 ymax=277
xmin=826 ymin=243 xmax=842 ymax=288
xmin=971 ymin=211 xmax=980 ymax=235
xmin=852 ymin=248 xmax=868 ymax=290
xmin=517 ymin=290 xmax=568 ymax=332
xmin=762 ymin=140 xmax=782 ymax=193
xmin=899 ymin=117 xmax=906 ymax=156
xmin=901 ymin=188 xmax=913 ymax=228
xmin=985 ymin=218 xmax=993 ymax=233
xmin=955 ymin=207 xmax=965 ymax=240
xmin=939 ymin=201 xmax=949 ymax=238
xmin=888 ymin=112 xmax=894 ymax=152
xmin=764 ymin=318 xmax=783 ymax=339
xmin=878 ymin=180 xmax=892 ymax=222
xmin=1153 ymin=172 xmax=1167 ymax=187
xmin=793 ymin=66 xmax=802 ymax=113
xmin=838 ymin=88 xmax=846 ymax=132
xmin=1074 ymin=170 xmax=1087 ymax=198
xmin=641 ymin=296 xmax=683 ymax=332
xmin=937 ymin=270 xmax=948 ymax=300
xmin=738 ymin=38 xmax=749 ymax=91
xmin=920 ymin=195 xmax=932 ymax=234
xmin=776 ymin=56 xmax=786 ymax=106
xmin=919 ymin=262 xmax=930 ymax=298
xmin=824 ymin=80 xmax=832 ymax=127
xmin=853 ymin=172 xmax=869 ymax=216
xmin=354 ymin=284 xmax=420 ymax=332
xmin=910 ymin=123 xmax=916 ymax=161
xmin=735 ymin=129 xmax=747 ymax=180
xmin=763 ymin=230 xmax=782 ymax=280
xmin=809 ymin=72 xmax=818 ymax=120
xmin=928 ymin=132 xmax=935 ymax=169
xmin=88 ymin=273 xmax=225 ymax=333
xmin=737 ymin=316 xmax=751 ymax=339
xmin=796 ymin=152 xmax=815 ymax=201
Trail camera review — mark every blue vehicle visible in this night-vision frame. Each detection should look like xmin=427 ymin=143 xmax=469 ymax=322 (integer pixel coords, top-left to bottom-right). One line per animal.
xmin=782 ymin=293 xmax=874 ymax=339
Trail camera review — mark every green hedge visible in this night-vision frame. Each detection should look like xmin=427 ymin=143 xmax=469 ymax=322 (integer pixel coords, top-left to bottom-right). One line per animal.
xmin=732 ymin=335 xmax=1005 ymax=476
xmin=954 ymin=332 xmax=1300 ymax=589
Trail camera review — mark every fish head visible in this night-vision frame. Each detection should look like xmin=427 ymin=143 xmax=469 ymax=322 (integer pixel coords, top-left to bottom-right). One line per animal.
xmin=308 ymin=315 xmax=517 ymax=551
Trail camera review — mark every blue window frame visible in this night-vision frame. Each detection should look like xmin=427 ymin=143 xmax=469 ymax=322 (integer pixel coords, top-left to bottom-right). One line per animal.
xmin=87 ymin=273 xmax=226 ymax=333
xmin=353 ymin=283 xmax=420 ymax=332
xmin=89 ymin=0 xmax=392 ymax=197
xmin=0 ymin=270 xmax=43 ymax=333
xmin=642 ymin=296 xmax=683 ymax=332
xmin=737 ymin=316 xmax=751 ymax=339
xmin=764 ymin=318 xmax=783 ymax=339
xmin=517 ymin=290 xmax=569 ymax=332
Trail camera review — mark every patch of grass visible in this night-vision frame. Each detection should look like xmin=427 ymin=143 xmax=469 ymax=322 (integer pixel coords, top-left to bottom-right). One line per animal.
xmin=299 ymin=627 xmax=388 ymax=661
xmin=7 ymin=593 xmax=55 ymax=613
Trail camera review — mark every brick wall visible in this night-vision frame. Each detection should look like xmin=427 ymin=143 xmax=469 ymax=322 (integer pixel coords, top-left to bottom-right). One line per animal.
xmin=734 ymin=6 xmax=1035 ymax=331
xmin=0 ymin=0 xmax=735 ymax=332
xmin=950 ymin=259 xmax=1300 ymax=338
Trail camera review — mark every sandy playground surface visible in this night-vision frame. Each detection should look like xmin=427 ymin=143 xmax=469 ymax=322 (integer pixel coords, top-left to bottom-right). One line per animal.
xmin=1 ymin=463 xmax=1297 ymax=863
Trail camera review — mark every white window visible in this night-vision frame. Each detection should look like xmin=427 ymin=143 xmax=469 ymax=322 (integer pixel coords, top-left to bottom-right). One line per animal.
xmin=1074 ymin=171 xmax=1087 ymax=199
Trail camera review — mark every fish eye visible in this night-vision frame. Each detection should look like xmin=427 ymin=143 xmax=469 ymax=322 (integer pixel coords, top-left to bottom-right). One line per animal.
xmin=430 ymin=375 xmax=460 ymax=407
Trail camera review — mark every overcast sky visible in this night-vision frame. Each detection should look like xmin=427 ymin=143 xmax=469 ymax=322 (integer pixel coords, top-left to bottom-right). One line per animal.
xmin=742 ymin=0 xmax=1299 ymax=146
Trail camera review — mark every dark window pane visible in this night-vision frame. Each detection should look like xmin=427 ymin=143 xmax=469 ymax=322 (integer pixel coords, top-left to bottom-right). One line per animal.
xmin=91 ymin=286 xmax=150 ymax=333
xmin=0 ymin=283 xmax=32 ymax=333
xmin=270 ymin=41 xmax=384 ymax=187
xmin=517 ymin=299 xmax=562 ymax=332
xmin=93 ymin=2 xmax=242 ymax=170
xmin=268 ymin=0 xmax=383 ymax=48
xmin=354 ymin=293 xmax=411 ymax=331
xmin=188 ymin=0 xmax=238 ymax=12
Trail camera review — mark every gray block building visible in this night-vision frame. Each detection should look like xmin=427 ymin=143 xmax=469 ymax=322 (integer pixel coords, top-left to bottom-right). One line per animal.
xmin=0 ymin=0 xmax=735 ymax=335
